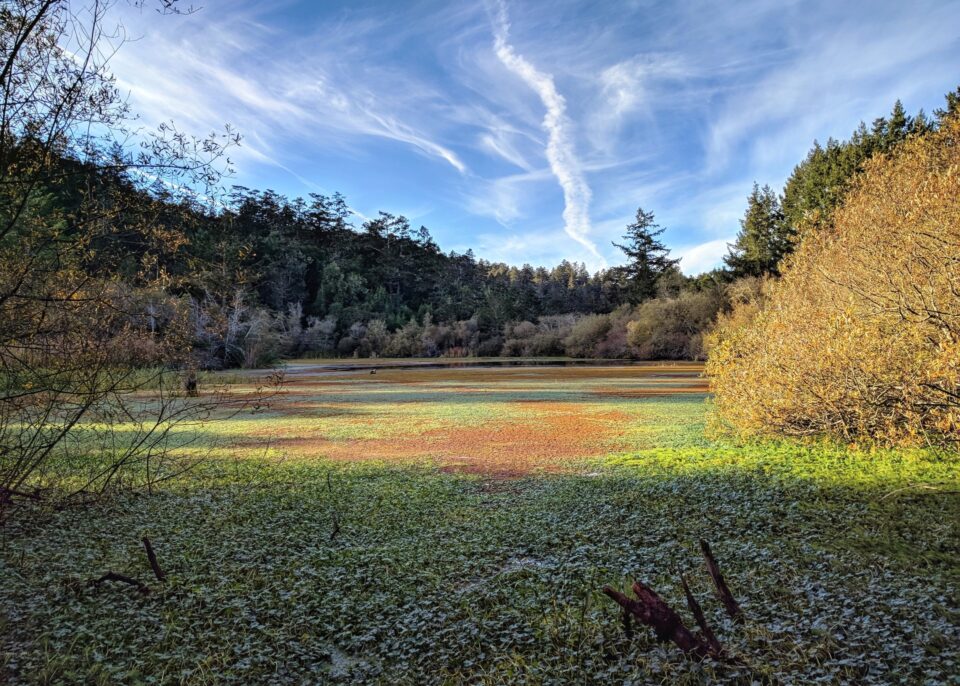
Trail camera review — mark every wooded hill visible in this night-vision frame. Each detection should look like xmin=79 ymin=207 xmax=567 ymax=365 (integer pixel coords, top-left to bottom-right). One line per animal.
xmin=9 ymin=92 xmax=953 ymax=370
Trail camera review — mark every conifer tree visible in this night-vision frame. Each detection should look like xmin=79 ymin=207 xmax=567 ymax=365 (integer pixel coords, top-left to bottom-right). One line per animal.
xmin=724 ymin=184 xmax=790 ymax=277
xmin=612 ymin=208 xmax=679 ymax=304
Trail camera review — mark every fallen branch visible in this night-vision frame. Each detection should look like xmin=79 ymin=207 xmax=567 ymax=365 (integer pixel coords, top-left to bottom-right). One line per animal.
xmin=699 ymin=539 xmax=743 ymax=623
xmin=0 ymin=486 xmax=41 ymax=502
xmin=142 ymin=537 xmax=166 ymax=582
xmin=602 ymin=540 xmax=746 ymax=662
xmin=602 ymin=582 xmax=713 ymax=659
xmin=89 ymin=571 xmax=150 ymax=595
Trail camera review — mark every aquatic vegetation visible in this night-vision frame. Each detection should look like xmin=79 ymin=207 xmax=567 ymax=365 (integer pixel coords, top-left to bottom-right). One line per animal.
xmin=0 ymin=364 xmax=957 ymax=684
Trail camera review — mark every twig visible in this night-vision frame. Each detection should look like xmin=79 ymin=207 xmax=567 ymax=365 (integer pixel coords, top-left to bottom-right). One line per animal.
xmin=142 ymin=537 xmax=166 ymax=582
xmin=879 ymin=484 xmax=956 ymax=501
xmin=680 ymin=571 xmax=723 ymax=655
xmin=700 ymin=540 xmax=743 ymax=623
xmin=89 ymin=571 xmax=150 ymax=595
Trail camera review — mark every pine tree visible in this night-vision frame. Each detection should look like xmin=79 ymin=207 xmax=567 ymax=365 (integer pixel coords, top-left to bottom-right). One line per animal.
xmin=612 ymin=208 xmax=679 ymax=304
xmin=724 ymin=184 xmax=790 ymax=277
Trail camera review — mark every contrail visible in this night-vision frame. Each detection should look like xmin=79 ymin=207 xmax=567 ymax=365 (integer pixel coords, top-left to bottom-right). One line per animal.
xmin=492 ymin=0 xmax=604 ymax=265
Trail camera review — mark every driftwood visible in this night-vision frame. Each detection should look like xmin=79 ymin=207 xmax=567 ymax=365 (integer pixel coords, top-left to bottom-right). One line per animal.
xmin=142 ymin=537 xmax=166 ymax=582
xmin=602 ymin=540 xmax=744 ymax=661
xmin=89 ymin=571 xmax=150 ymax=595
xmin=700 ymin=539 xmax=743 ymax=623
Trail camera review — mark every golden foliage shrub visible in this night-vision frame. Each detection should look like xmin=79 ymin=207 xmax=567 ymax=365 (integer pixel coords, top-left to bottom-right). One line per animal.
xmin=706 ymin=117 xmax=960 ymax=445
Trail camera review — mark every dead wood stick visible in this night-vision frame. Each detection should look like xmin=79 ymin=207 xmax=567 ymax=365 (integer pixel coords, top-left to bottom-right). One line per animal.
xmin=699 ymin=539 xmax=743 ymax=623
xmin=680 ymin=571 xmax=723 ymax=655
xmin=89 ymin=571 xmax=150 ymax=595
xmin=142 ymin=537 xmax=166 ymax=582
xmin=327 ymin=472 xmax=341 ymax=541
xmin=602 ymin=582 xmax=711 ymax=658
xmin=0 ymin=486 xmax=41 ymax=502
xmin=621 ymin=607 xmax=633 ymax=638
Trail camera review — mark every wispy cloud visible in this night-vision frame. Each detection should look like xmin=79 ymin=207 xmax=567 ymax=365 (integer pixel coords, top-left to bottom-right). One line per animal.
xmin=109 ymin=3 xmax=467 ymax=176
xmin=492 ymin=0 xmax=603 ymax=265
xmin=102 ymin=0 xmax=960 ymax=274
xmin=464 ymin=167 xmax=552 ymax=225
xmin=588 ymin=54 xmax=690 ymax=152
xmin=478 ymin=126 xmax=536 ymax=172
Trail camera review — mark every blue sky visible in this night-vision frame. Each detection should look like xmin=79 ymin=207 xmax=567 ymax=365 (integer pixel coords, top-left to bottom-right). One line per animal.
xmin=109 ymin=0 xmax=960 ymax=274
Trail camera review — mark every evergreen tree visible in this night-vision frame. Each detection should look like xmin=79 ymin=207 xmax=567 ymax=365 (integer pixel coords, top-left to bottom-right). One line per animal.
xmin=935 ymin=86 xmax=960 ymax=122
xmin=612 ymin=208 xmax=679 ymax=304
xmin=724 ymin=184 xmax=790 ymax=277
xmin=780 ymin=98 xmax=932 ymax=240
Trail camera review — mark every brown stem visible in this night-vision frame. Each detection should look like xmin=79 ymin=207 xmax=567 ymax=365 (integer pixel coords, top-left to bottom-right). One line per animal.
xmin=700 ymin=540 xmax=743 ymax=623
xmin=602 ymin=582 xmax=712 ymax=659
xmin=89 ymin=571 xmax=150 ymax=595
xmin=142 ymin=537 xmax=166 ymax=582
xmin=680 ymin=571 xmax=723 ymax=655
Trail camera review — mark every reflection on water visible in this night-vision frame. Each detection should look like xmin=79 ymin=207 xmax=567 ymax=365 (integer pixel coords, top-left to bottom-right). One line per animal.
xmin=287 ymin=358 xmax=696 ymax=375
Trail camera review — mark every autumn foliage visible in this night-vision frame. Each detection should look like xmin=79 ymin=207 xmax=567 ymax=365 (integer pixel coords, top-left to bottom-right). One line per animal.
xmin=706 ymin=116 xmax=960 ymax=446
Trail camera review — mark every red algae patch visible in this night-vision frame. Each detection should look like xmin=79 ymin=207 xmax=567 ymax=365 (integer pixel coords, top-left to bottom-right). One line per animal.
xmin=246 ymin=402 xmax=632 ymax=476
xmin=232 ymin=363 xmax=707 ymax=477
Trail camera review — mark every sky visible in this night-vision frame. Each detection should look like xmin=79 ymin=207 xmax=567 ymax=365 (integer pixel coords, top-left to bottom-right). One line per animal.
xmin=106 ymin=0 xmax=960 ymax=274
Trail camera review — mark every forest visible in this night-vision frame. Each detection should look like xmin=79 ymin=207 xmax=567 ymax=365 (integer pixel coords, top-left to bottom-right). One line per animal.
xmin=10 ymin=89 xmax=951 ymax=371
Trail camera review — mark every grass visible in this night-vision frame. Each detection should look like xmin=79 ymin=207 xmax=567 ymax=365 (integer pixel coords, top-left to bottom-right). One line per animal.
xmin=1 ymin=362 xmax=958 ymax=684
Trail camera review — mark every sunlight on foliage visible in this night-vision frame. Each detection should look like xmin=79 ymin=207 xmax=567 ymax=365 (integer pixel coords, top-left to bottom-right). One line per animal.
xmin=707 ymin=117 xmax=960 ymax=446
xmin=2 ymin=366 xmax=957 ymax=684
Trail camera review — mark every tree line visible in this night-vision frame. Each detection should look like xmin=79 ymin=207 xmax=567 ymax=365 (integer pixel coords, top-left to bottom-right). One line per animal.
xmin=17 ymin=150 xmax=731 ymax=366
xmin=10 ymin=88 xmax=956 ymax=371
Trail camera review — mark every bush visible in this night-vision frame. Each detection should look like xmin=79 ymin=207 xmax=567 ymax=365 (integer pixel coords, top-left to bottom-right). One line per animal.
xmin=502 ymin=317 xmax=576 ymax=357
xmin=384 ymin=318 xmax=425 ymax=357
xmin=564 ymin=314 xmax=612 ymax=357
xmin=477 ymin=336 xmax=504 ymax=357
xmin=627 ymin=290 xmax=724 ymax=360
xmin=706 ymin=117 xmax=960 ymax=445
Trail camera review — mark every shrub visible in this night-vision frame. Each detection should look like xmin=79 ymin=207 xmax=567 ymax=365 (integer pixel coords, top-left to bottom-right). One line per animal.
xmin=477 ymin=336 xmax=504 ymax=357
xmin=628 ymin=290 xmax=724 ymax=360
xmin=706 ymin=117 xmax=960 ymax=445
xmin=502 ymin=317 xmax=576 ymax=357
xmin=564 ymin=314 xmax=612 ymax=357
xmin=384 ymin=318 xmax=425 ymax=357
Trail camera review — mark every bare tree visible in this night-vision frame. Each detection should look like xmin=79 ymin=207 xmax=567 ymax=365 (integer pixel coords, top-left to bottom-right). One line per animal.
xmin=0 ymin=0 xmax=271 ymax=511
